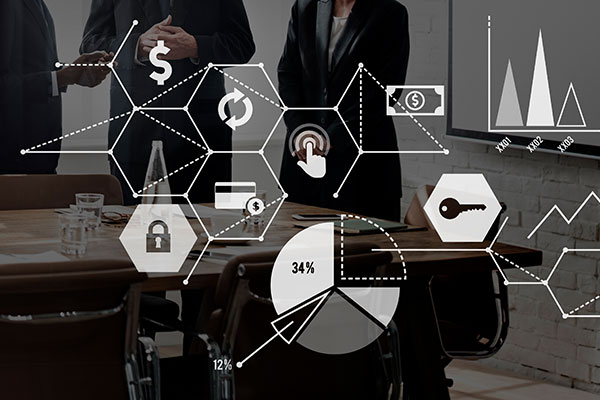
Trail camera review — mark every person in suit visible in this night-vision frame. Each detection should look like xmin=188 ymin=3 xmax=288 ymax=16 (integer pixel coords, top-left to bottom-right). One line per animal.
xmin=278 ymin=0 xmax=410 ymax=221
xmin=80 ymin=0 xmax=255 ymax=353
xmin=80 ymin=0 xmax=255 ymax=205
xmin=0 ymin=0 xmax=112 ymax=174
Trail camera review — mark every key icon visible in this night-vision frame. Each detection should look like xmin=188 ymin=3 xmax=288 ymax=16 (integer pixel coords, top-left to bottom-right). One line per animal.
xmin=439 ymin=197 xmax=487 ymax=220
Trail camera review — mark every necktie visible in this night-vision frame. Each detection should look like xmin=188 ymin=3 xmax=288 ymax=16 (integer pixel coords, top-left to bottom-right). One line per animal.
xmin=160 ymin=0 xmax=173 ymax=19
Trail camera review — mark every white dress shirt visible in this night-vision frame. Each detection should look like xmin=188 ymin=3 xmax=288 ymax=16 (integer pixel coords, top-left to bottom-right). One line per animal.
xmin=328 ymin=16 xmax=348 ymax=71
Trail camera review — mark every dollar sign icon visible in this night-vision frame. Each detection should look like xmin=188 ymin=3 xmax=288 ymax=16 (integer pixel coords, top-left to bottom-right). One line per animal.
xmin=411 ymin=94 xmax=419 ymax=107
xmin=149 ymin=40 xmax=172 ymax=86
xmin=405 ymin=90 xmax=426 ymax=112
xmin=247 ymin=197 xmax=265 ymax=216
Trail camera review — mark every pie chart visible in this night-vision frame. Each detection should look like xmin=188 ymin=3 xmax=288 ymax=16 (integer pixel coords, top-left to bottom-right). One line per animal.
xmin=270 ymin=223 xmax=400 ymax=355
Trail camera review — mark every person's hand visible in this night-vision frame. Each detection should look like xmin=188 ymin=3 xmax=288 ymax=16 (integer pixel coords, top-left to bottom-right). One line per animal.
xmin=137 ymin=15 xmax=173 ymax=61
xmin=297 ymin=142 xmax=327 ymax=179
xmin=154 ymin=24 xmax=199 ymax=60
xmin=57 ymin=51 xmax=113 ymax=88
xmin=79 ymin=52 xmax=114 ymax=87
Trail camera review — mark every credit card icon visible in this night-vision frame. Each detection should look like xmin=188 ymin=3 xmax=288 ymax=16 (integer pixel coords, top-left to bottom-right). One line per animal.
xmin=214 ymin=182 xmax=257 ymax=210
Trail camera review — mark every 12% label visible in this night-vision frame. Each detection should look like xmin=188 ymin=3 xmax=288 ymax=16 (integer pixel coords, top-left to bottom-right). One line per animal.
xmin=213 ymin=357 xmax=233 ymax=371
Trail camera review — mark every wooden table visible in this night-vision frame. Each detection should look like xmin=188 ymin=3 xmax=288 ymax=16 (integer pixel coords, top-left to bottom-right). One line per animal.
xmin=0 ymin=202 xmax=542 ymax=399
xmin=0 ymin=202 xmax=542 ymax=291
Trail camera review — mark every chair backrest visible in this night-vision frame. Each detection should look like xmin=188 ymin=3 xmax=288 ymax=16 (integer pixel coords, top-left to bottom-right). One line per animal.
xmin=207 ymin=243 xmax=394 ymax=400
xmin=0 ymin=174 xmax=124 ymax=210
xmin=430 ymin=270 xmax=509 ymax=360
xmin=404 ymin=186 xmax=510 ymax=360
xmin=0 ymin=259 xmax=145 ymax=399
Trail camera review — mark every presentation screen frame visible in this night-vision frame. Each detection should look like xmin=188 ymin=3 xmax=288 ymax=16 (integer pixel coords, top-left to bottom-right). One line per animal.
xmin=446 ymin=0 xmax=600 ymax=160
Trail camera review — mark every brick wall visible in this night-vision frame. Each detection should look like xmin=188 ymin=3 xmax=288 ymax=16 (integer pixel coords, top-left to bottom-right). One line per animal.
xmin=400 ymin=0 xmax=600 ymax=392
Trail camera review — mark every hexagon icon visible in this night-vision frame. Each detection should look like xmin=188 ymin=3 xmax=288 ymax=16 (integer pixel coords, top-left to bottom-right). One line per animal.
xmin=423 ymin=174 xmax=502 ymax=243
xmin=266 ymin=109 xmax=358 ymax=199
xmin=188 ymin=64 xmax=284 ymax=151
xmin=111 ymin=110 xmax=210 ymax=197
xmin=188 ymin=153 xmax=286 ymax=241
xmin=120 ymin=204 xmax=197 ymax=273
xmin=546 ymin=249 xmax=600 ymax=318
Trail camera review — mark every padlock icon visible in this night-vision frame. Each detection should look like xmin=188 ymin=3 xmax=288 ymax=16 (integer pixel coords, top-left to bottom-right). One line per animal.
xmin=146 ymin=220 xmax=171 ymax=253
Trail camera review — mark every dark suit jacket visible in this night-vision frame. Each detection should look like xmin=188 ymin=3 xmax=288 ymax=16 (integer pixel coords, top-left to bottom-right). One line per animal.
xmin=80 ymin=0 xmax=255 ymax=203
xmin=278 ymin=0 xmax=409 ymax=221
xmin=0 ymin=0 xmax=61 ymax=174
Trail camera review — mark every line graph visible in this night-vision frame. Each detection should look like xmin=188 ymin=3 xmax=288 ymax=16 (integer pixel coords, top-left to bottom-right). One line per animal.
xmin=527 ymin=191 xmax=600 ymax=239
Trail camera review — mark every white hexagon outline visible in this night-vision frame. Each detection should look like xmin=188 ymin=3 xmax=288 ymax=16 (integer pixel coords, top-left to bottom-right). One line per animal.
xmin=110 ymin=109 xmax=211 ymax=199
xmin=182 ymin=63 xmax=286 ymax=152
xmin=264 ymin=108 xmax=357 ymax=198
xmin=543 ymin=248 xmax=600 ymax=320
xmin=187 ymin=151 xmax=289 ymax=240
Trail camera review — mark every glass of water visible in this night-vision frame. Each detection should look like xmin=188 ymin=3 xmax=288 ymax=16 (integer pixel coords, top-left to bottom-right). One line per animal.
xmin=59 ymin=213 xmax=88 ymax=255
xmin=76 ymin=193 xmax=104 ymax=229
xmin=244 ymin=190 xmax=267 ymax=227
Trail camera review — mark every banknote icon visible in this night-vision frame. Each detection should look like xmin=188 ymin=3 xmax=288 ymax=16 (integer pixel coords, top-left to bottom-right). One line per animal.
xmin=386 ymin=85 xmax=445 ymax=117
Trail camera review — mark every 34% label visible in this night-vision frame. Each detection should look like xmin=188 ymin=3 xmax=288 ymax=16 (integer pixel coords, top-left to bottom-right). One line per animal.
xmin=292 ymin=261 xmax=315 ymax=274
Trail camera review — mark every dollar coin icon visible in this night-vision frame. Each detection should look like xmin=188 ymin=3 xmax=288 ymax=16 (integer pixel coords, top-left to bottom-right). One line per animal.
xmin=149 ymin=40 xmax=172 ymax=86
xmin=405 ymin=90 xmax=426 ymax=112
xmin=246 ymin=197 xmax=265 ymax=216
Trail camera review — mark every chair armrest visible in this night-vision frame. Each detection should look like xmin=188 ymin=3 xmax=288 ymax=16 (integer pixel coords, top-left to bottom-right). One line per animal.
xmin=136 ymin=336 xmax=161 ymax=400
xmin=138 ymin=317 xmax=234 ymax=400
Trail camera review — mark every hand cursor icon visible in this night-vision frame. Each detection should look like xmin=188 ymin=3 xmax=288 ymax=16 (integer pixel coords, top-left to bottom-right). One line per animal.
xmin=297 ymin=142 xmax=326 ymax=179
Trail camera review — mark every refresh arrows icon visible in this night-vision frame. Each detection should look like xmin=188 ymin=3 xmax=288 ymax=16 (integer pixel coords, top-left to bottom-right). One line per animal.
xmin=218 ymin=88 xmax=254 ymax=131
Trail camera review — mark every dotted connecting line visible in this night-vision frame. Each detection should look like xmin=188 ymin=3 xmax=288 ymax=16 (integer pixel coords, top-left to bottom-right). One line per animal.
xmin=214 ymin=68 xmax=284 ymax=110
xmin=491 ymin=250 xmax=542 ymax=282
xmin=22 ymin=111 xmax=132 ymax=153
xmin=340 ymin=217 xmax=345 ymax=277
xmin=140 ymin=66 xmax=209 ymax=107
xmin=58 ymin=63 xmax=109 ymax=67
xmin=362 ymin=67 xmax=447 ymax=152
xmin=569 ymin=295 xmax=600 ymax=315
xmin=213 ymin=196 xmax=285 ymax=238
xmin=359 ymin=69 xmax=363 ymax=148
xmin=340 ymin=214 xmax=407 ymax=281
xmin=139 ymin=111 xmax=207 ymax=150
xmin=138 ymin=154 xmax=208 ymax=193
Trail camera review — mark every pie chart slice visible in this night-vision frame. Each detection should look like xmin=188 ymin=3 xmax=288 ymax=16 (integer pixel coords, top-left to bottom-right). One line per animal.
xmin=296 ymin=290 xmax=385 ymax=355
xmin=271 ymin=290 xmax=331 ymax=344
xmin=338 ymin=287 xmax=400 ymax=327
xmin=271 ymin=223 xmax=334 ymax=315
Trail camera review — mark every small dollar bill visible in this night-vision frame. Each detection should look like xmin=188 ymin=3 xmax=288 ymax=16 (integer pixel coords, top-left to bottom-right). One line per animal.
xmin=386 ymin=85 xmax=445 ymax=117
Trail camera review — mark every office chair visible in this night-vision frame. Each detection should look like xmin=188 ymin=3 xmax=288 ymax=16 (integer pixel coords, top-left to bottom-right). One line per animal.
xmin=404 ymin=186 xmax=509 ymax=370
xmin=0 ymin=259 xmax=158 ymax=399
xmin=203 ymin=243 xmax=402 ymax=400
xmin=0 ymin=174 xmax=182 ymax=349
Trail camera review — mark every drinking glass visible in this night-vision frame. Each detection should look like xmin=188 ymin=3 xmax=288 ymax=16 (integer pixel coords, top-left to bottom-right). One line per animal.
xmin=59 ymin=213 xmax=88 ymax=255
xmin=75 ymin=193 xmax=104 ymax=229
xmin=244 ymin=190 xmax=267 ymax=227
